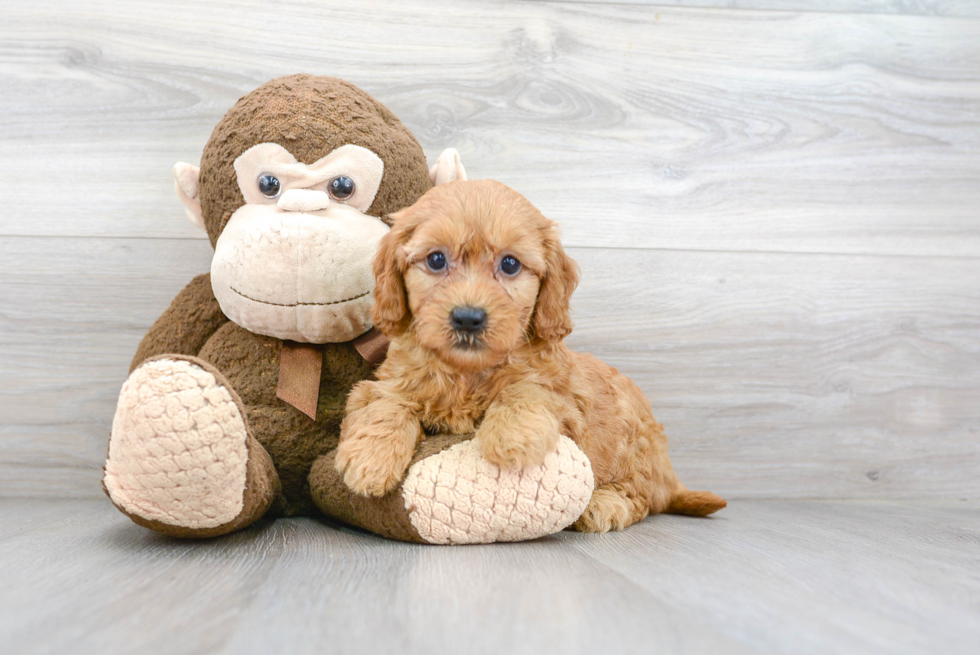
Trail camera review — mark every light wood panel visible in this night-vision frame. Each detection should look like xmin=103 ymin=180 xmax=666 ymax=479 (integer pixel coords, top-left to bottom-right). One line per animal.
xmin=1 ymin=0 xmax=977 ymax=502
xmin=1 ymin=498 xmax=977 ymax=654
xmin=538 ymin=0 xmax=980 ymax=19
xmin=2 ymin=236 xmax=977 ymax=499
xmin=568 ymin=247 xmax=980 ymax=500
xmin=0 ymin=236 xmax=211 ymax=497
xmin=1 ymin=1 xmax=979 ymax=256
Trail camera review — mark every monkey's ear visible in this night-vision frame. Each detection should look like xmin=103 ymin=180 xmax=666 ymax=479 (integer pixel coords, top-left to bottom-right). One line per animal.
xmin=173 ymin=162 xmax=205 ymax=232
xmin=429 ymin=148 xmax=467 ymax=186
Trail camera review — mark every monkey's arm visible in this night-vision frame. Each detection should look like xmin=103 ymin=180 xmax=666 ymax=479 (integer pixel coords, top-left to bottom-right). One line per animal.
xmin=130 ymin=273 xmax=228 ymax=372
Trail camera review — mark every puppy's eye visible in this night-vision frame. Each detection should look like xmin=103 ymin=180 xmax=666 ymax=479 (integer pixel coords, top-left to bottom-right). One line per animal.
xmin=500 ymin=255 xmax=522 ymax=276
xmin=426 ymin=251 xmax=448 ymax=272
xmin=257 ymin=174 xmax=281 ymax=199
xmin=329 ymin=176 xmax=355 ymax=201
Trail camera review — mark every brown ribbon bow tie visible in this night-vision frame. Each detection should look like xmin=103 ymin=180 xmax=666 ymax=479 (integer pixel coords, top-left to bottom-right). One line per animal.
xmin=275 ymin=327 xmax=389 ymax=420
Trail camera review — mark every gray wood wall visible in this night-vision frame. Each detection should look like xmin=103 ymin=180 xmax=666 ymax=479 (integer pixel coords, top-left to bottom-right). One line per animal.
xmin=1 ymin=0 xmax=978 ymax=500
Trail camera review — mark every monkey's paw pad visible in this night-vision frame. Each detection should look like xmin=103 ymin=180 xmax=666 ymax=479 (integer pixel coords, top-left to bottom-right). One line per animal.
xmin=103 ymin=358 xmax=249 ymax=529
xmin=401 ymin=435 xmax=594 ymax=545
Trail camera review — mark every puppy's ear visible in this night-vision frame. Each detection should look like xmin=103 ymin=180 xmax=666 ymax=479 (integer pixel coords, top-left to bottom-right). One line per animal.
xmin=371 ymin=210 xmax=413 ymax=337
xmin=532 ymin=224 xmax=580 ymax=342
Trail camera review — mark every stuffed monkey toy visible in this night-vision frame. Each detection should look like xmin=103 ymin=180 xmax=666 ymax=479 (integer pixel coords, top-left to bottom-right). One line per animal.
xmin=102 ymin=75 xmax=594 ymax=544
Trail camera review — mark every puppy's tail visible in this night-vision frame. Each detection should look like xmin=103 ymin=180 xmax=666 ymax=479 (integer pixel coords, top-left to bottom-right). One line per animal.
xmin=665 ymin=484 xmax=727 ymax=517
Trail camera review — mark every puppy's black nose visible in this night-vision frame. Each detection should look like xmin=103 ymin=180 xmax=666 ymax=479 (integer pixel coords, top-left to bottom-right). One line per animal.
xmin=450 ymin=306 xmax=487 ymax=334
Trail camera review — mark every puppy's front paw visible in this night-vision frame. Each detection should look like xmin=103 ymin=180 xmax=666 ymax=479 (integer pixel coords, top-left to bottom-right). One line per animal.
xmin=335 ymin=408 xmax=421 ymax=497
xmin=335 ymin=431 xmax=413 ymax=497
xmin=476 ymin=417 xmax=561 ymax=470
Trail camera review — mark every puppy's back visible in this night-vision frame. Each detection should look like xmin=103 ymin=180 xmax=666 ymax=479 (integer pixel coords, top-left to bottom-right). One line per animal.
xmin=563 ymin=351 xmax=667 ymax=477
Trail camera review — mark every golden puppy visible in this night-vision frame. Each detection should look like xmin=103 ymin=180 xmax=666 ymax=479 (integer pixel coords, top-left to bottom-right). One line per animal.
xmin=336 ymin=180 xmax=726 ymax=532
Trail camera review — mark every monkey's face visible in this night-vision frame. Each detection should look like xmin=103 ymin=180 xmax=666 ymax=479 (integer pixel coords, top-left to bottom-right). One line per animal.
xmin=210 ymin=143 xmax=390 ymax=343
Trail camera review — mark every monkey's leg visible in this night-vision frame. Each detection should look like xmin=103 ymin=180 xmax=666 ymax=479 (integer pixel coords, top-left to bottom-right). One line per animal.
xmin=309 ymin=434 xmax=595 ymax=545
xmin=103 ymin=355 xmax=280 ymax=538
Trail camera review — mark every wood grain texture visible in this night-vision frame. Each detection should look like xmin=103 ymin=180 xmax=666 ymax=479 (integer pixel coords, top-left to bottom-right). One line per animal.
xmin=2 ymin=237 xmax=977 ymax=499
xmin=1 ymin=0 xmax=979 ymax=256
xmin=534 ymin=0 xmax=980 ymax=19
xmin=568 ymin=247 xmax=980 ymax=500
xmin=1 ymin=0 xmax=978 ymax=501
xmin=0 ymin=498 xmax=977 ymax=655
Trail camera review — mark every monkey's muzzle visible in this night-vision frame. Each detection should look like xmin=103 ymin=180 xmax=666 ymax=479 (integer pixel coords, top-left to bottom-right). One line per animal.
xmin=210 ymin=203 xmax=390 ymax=343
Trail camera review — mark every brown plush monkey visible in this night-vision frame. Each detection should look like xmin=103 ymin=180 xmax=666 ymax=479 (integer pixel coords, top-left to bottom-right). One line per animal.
xmin=102 ymin=75 xmax=594 ymax=544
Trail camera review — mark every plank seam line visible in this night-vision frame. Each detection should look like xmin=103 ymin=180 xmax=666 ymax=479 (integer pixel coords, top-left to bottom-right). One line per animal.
xmin=572 ymin=244 xmax=980 ymax=261
xmin=1 ymin=235 xmax=978 ymax=261
xmin=526 ymin=0 xmax=980 ymax=22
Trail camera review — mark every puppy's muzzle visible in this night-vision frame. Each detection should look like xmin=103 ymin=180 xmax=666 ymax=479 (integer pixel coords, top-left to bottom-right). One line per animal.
xmin=450 ymin=306 xmax=487 ymax=335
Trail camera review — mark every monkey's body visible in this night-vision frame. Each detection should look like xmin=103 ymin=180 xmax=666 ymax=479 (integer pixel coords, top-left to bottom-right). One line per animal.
xmin=198 ymin=325 xmax=367 ymax=516
xmin=128 ymin=273 xmax=370 ymax=518
xmin=102 ymin=75 xmax=596 ymax=543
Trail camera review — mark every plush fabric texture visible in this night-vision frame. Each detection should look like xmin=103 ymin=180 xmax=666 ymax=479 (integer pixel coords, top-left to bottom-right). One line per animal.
xmin=308 ymin=433 xmax=469 ymax=543
xmin=308 ymin=434 xmax=593 ymax=545
xmin=130 ymin=273 xmax=229 ymax=372
xmin=105 ymin=357 xmax=250 ymax=528
xmin=209 ymin=201 xmax=388 ymax=343
xmin=173 ymin=162 xmax=205 ymax=230
xmin=402 ymin=435 xmax=593 ymax=545
xmin=104 ymin=356 xmax=279 ymax=537
xmin=428 ymin=147 xmax=467 ymax=186
xmin=194 ymin=321 xmax=372 ymax=517
xmin=233 ymin=143 xmax=384 ymax=212
xmin=198 ymin=74 xmax=432 ymax=247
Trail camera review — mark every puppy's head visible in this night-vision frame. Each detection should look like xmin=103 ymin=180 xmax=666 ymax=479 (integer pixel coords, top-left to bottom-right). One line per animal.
xmin=372 ymin=179 xmax=579 ymax=371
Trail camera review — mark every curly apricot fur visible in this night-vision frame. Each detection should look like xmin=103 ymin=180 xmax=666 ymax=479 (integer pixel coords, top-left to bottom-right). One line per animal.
xmin=337 ymin=180 xmax=726 ymax=530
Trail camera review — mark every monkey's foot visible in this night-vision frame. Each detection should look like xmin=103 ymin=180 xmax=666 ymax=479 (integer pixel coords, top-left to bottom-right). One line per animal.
xmin=310 ymin=434 xmax=594 ymax=545
xmin=103 ymin=356 xmax=279 ymax=538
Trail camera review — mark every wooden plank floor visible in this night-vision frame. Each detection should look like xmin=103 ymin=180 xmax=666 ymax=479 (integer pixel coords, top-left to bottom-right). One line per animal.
xmin=0 ymin=498 xmax=976 ymax=654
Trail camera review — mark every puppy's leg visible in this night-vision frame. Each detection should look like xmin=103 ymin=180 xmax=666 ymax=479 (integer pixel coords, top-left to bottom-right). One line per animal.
xmin=572 ymin=482 xmax=652 ymax=533
xmin=571 ymin=392 xmax=679 ymax=532
xmin=573 ymin=479 xmax=726 ymax=531
xmin=476 ymin=382 xmax=562 ymax=470
xmin=335 ymin=381 xmax=422 ymax=497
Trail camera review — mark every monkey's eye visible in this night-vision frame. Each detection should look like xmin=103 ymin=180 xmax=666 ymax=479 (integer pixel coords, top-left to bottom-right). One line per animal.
xmin=426 ymin=251 xmax=448 ymax=273
xmin=500 ymin=255 xmax=522 ymax=276
xmin=257 ymin=174 xmax=281 ymax=199
xmin=329 ymin=176 xmax=355 ymax=201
